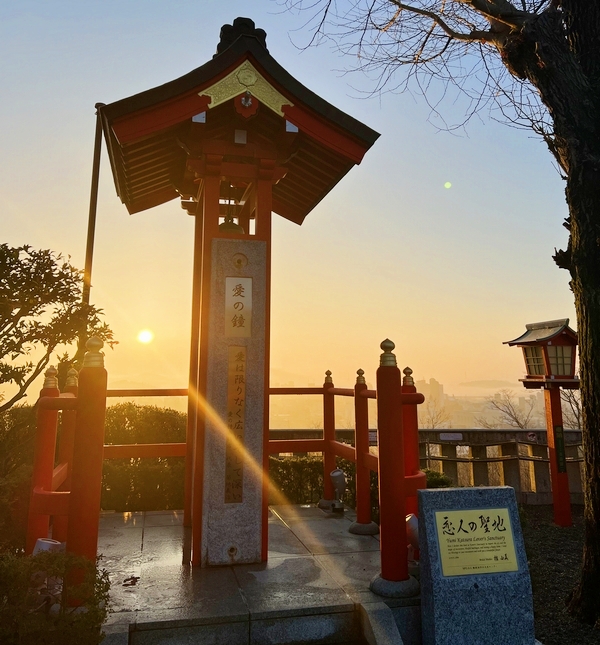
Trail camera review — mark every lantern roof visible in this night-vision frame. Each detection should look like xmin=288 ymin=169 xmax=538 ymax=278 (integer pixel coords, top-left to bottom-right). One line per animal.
xmin=98 ymin=17 xmax=380 ymax=223
xmin=504 ymin=319 xmax=577 ymax=346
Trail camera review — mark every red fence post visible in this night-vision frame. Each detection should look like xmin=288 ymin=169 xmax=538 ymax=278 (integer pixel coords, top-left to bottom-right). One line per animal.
xmin=66 ymin=338 xmax=108 ymax=563
xmin=545 ymin=385 xmax=572 ymax=527
xmin=370 ymin=340 xmax=419 ymax=598
xmin=401 ymin=367 xmax=421 ymax=517
xmin=319 ymin=370 xmax=336 ymax=506
xmin=52 ymin=368 xmax=79 ymax=543
xmin=349 ymin=369 xmax=379 ymax=535
xmin=26 ymin=367 xmax=60 ymax=554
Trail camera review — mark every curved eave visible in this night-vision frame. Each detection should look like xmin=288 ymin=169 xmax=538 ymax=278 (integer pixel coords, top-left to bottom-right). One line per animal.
xmin=504 ymin=324 xmax=577 ymax=346
xmin=98 ymin=34 xmax=379 ymax=221
xmin=100 ymin=35 xmax=379 ymax=150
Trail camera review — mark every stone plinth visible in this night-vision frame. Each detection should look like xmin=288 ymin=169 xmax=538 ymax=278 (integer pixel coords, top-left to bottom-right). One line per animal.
xmin=418 ymin=486 xmax=535 ymax=645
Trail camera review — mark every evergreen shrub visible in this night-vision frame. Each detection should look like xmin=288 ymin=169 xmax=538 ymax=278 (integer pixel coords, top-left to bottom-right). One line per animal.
xmin=0 ymin=551 xmax=109 ymax=645
xmin=0 ymin=406 xmax=37 ymax=554
xmin=101 ymin=403 xmax=186 ymax=511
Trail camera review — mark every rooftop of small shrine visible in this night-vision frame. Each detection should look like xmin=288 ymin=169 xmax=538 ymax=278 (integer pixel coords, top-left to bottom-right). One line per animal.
xmin=504 ymin=318 xmax=577 ymax=346
xmin=99 ymin=17 xmax=380 ymax=224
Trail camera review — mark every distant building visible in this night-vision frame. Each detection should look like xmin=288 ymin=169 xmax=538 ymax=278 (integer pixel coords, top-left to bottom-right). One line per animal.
xmin=415 ymin=378 xmax=445 ymax=405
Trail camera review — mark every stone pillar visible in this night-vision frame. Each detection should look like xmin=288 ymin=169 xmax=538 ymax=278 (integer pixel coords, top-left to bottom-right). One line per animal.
xmin=201 ymin=239 xmax=267 ymax=566
xmin=441 ymin=443 xmax=458 ymax=487
xmin=419 ymin=441 xmax=428 ymax=471
xmin=487 ymin=445 xmax=504 ymax=486
xmin=531 ymin=443 xmax=551 ymax=503
xmin=471 ymin=445 xmax=489 ymax=487
xmin=518 ymin=442 xmax=535 ymax=494
xmin=501 ymin=440 xmax=521 ymax=496
xmin=566 ymin=444 xmax=583 ymax=499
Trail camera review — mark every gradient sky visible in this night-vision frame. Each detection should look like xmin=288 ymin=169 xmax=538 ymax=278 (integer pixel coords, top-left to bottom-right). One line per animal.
xmin=0 ymin=1 xmax=575 ymax=403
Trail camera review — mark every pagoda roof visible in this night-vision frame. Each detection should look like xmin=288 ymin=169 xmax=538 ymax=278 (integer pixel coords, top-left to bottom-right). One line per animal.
xmin=504 ymin=319 xmax=577 ymax=346
xmin=98 ymin=20 xmax=380 ymax=223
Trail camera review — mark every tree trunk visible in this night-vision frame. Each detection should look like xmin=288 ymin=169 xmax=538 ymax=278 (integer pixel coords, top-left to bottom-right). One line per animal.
xmin=502 ymin=7 xmax=600 ymax=624
xmin=564 ymin=157 xmax=600 ymax=624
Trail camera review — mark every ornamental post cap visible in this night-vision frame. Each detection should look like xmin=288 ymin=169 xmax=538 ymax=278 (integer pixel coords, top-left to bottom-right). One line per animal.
xmin=65 ymin=368 xmax=79 ymax=387
xmin=325 ymin=370 xmax=333 ymax=384
xmin=216 ymin=17 xmax=268 ymax=56
xmin=356 ymin=368 xmax=366 ymax=384
xmin=83 ymin=337 xmax=105 ymax=368
xmin=379 ymin=339 xmax=397 ymax=367
xmin=43 ymin=365 xmax=59 ymax=389
xmin=403 ymin=367 xmax=414 ymax=386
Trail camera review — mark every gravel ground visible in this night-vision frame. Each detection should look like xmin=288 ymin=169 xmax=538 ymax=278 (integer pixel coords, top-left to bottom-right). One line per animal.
xmin=522 ymin=505 xmax=599 ymax=645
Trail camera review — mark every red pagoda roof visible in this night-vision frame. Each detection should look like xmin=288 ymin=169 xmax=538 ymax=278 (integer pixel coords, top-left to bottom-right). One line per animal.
xmin=99 ymin=18 xmax=380 ymax=224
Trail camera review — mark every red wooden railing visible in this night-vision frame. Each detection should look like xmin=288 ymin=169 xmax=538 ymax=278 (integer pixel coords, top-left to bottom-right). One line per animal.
xmin=26 ymin=338 xmax=107 ymax=564
xmin=26 ymin=338 xmax=425 ymax=586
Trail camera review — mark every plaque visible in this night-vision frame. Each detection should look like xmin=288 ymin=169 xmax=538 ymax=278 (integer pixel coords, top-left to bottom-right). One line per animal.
xmin=435 ymin=508 xmax=519 ymax=576
xmin=440 ymin=432 xmax=463 ymax=441
xmin=225 ymin=277 xmax=252 ymax=337
xmin=554 ymin=425 xmax=567 ymax=473
xmin=225 ymin=346 xmax=246 ymax=503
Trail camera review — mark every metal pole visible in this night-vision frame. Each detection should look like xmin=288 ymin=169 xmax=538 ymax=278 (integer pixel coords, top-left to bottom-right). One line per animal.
xmin=82 ymin=103 xmax=105 ymax=307
xmin=71 ymin=104 xmax=105 ymax=372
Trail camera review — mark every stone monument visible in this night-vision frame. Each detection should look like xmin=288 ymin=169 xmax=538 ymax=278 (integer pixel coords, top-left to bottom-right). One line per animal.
xmin=201 ymin=239 xmax=267 ymax=565
xmin=418 ymin=486 xmax=537 ymax=645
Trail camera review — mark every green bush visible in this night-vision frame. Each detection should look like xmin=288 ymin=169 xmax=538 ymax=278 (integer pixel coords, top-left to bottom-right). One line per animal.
xmin=424 ymin=468 xmax=453 ymax=488
xmin=0 ymin=406 xmax=37 ymax=554
xmin=101 ymin=403 xmax=186 ymax=511
xmin=268 ymin=455 xmax=324 ymax=504
xmin=0 ymin=551 xmax=110 ymax=645
xmin=99 ymin=404 xmax=453 ymax=513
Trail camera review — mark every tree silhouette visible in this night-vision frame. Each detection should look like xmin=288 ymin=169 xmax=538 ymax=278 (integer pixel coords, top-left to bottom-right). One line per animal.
xmin=0 ymin=244 xmax=114 ymax=411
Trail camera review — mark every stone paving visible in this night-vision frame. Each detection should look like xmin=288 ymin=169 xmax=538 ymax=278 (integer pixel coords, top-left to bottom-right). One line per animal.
xmin=100 ymin=504 xmax=419 ymax=644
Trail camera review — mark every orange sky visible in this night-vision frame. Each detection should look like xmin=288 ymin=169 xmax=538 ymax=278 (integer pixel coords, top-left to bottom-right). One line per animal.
xmin=0 ymin=2 xmax=576 ymax=408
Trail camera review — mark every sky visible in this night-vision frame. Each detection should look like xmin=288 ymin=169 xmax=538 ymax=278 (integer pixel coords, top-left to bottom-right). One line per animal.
xmin=0 ymin=1 xmax=576 ymax=404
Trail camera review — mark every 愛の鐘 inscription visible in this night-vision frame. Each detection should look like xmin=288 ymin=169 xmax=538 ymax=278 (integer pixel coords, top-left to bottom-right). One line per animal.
xmin=225 ymin=277 xmax=252 ymax=337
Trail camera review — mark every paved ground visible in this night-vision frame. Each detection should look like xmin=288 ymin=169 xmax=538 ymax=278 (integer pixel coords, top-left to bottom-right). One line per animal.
xmin=99 ymin=505 xmax=417 ymax=644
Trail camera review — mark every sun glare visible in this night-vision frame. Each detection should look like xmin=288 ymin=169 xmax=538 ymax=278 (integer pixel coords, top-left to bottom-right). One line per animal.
xmin=137 ymin=329 xmax=154 ymax=344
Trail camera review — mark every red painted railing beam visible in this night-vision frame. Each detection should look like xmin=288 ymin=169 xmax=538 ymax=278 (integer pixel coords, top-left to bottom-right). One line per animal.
xmin=268 ymin=439 xmax=326 ymax=453
xmin=103 ymin=442 xmax=187 ymax=459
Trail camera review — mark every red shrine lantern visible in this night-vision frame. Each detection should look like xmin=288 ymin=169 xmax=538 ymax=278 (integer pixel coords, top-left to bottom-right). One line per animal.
xmin=505 ymin=319 xmax=579 ymax=527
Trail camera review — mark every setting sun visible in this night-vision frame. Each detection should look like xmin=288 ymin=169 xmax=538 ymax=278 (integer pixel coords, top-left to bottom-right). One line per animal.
xmin=137 ymin=329 xmax=154 ymax=344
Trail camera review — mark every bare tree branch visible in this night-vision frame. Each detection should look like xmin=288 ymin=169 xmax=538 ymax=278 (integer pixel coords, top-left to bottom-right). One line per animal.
xmin=387 ymin=1 xmax=500 ymax=42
